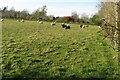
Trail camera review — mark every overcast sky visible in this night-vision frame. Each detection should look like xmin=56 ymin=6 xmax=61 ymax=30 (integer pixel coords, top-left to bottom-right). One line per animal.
xmin=0 ymin=0 xmax=101 ymax=17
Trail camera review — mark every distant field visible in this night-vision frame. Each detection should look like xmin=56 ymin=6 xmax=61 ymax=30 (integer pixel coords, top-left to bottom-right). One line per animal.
xmin=2 ymin=19 xmax=119 ymax=79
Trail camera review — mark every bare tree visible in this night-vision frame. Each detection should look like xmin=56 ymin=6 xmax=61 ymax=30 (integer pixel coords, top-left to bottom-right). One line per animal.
xmin=97 ymin=1 xmax=120 ymax=62
xmin=71 ymin=11 xmax=79 ymax=22
xmin=9 ymin=7 xmax=16 ymax=18
xmin=98 ymin=2 xmax=118 ymax=49
xmin=20 ymin=9 xmax=29 ymax=19
xmin=32 ymin=5 xmax=47 ymax=20
xmin=80 ymin=13 xmax=89 ymax=24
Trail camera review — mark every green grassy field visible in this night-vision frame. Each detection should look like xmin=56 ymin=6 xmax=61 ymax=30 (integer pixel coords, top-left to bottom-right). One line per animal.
xmin=2 ymin=19 xmax=119 ymax=79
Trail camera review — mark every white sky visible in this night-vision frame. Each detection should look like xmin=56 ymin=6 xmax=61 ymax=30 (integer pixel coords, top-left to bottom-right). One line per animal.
xmin=0 ymin=0 xmax=102 ymax=17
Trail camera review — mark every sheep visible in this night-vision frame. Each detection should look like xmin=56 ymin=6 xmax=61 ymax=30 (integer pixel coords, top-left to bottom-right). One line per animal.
xmin=17 ymin=20 xmax=20 ymax=22
xmin=37 ymin=20 xmax=39 ymax=23
xmin=21 ymin=19 xmax=24 ymax=22
xmin=82 ymin=25 xmax=86 ymax=28
xmin=61 ymin=23 xmax=67 ymax=28
xmin=0 ymin=19 xmax=4 ymax=22
xmin=80 ymin=24 xmax=83 ymax=28
xmin=98 ymin=26 xmax=101 ymax=28
xmin=65 ymin=24 xmax=70 ymax=29
xmin=61 ymin=23 xmax=70 ymax=29
xmin=80 ymin=24 xmax=88 ymax=29
xmin=39 ymin=21 xmax=43 ymax=24
xmin=80 ymin=25 xmax=86 ymax=28
xmin=51 ymin=22 xmax=56 ymax=26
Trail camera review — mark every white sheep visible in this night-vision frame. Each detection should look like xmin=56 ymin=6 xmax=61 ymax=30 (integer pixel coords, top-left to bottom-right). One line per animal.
xmin=37 ymin=20 xmax=39 ymax=23
xmin=0 ymin=19 xmax=4 ymax=22
xmin=21 ymin=19 xmax=24 ymax=22
xmin=98 ymin=26 xmax=101 ymax=28
xmin=17 ymin=20 xmax=20 ymax=22
xmin=39 ymin=21 xmax=43 ymax=24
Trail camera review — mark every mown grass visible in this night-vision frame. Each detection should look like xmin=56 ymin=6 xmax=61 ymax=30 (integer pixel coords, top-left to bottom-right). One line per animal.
xmin=2 ymin=19 xmax=119 ymax=79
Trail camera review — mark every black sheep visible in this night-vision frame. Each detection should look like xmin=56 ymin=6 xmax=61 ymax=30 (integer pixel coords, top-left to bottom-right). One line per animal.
xmin=66 ymin=24 xmax=70 ymax=29
xmin=61 ymin=23 xmax=67 ymax=28
xmin=80 ymin=25 xmax=83 ymax=28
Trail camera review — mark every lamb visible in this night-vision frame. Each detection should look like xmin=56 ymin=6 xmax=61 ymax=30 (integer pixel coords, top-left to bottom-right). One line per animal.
xmin=21 ymin=19 xmax=24 ymax=22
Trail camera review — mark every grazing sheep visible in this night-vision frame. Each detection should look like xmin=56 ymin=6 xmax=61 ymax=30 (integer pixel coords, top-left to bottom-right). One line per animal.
xmin=80 ymin=24 xmax=88 ymax=29
xmin=80 ymin=25 xmax=85 ymax=28
xmin=65 ymin=24 xmax=70 ymax=29
xmin=39 ymin=21 xmax=43 ymax=24
xmin=0 ymin=19 xmax=4 ymax=22
xmin=82 ymin=25 xmax=86 ymax=28
xmin=98 ymin=26 xmax=101 ymax=28
xmin=61 ymin=23 xmax=67 ymax=28
xmin=21 ymin=19 xmax=24 ymax=22
xmin=37 ymin=20 xmax=39 ymax=23
xmin=51 ymin=22 xmax=56 ymax=26
xmin=17 ymin=20 xmax=20 ymax=22
xmin=80 ymin=24 xmax=83 ymax=28
xmin=113 ymin=56 xmax=116 ymax=59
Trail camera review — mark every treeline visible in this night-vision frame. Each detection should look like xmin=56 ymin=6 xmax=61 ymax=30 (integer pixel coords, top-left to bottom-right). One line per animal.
xmin=0 ymin=5 xmax=49 ymax=21
xmin=0 ymin=5 xmax=102 ymax=25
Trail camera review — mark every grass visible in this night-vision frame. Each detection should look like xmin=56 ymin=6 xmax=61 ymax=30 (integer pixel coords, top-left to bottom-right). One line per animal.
xmin=2 ymin=19 xmax=119 ymax=79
